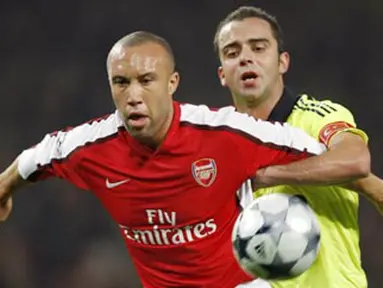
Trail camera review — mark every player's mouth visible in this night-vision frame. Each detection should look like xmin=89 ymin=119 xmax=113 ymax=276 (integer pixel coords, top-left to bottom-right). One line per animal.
xmin=127 ymin=112 xmax=149 ymax=129
xmin=240 ymin=71 xmax=259 ymax=87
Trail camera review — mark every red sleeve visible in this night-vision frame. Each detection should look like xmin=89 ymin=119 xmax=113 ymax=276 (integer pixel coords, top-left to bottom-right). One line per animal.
xmin=224 ymin=113 xmax=327 ymax=178
xmin=17 ymin=112 xmax=120 ymax=191
xmin=17 ymin=131 xmax=89 ymax=191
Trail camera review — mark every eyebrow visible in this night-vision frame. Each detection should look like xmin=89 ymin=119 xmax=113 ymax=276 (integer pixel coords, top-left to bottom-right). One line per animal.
xmin=111 ymin=72 xmax=156 ymax=81
xmin=222 ymin=38 xmax=270 ymax=50
xmin=111 ymin=75 xmax=128 ymax=82
xmin=137 ymin=72 xmax=157 ymax=79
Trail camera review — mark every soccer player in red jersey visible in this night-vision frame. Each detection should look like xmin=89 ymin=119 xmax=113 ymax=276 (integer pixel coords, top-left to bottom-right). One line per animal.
xmin=0 ymin=31 xmax=370 ymax=287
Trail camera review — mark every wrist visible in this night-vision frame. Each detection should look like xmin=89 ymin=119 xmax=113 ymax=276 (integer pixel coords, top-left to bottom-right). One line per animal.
xmin=254 ymin=167 xmax=276 ymax=188
xmin=255 ymin=165 xmax=305 ymax=187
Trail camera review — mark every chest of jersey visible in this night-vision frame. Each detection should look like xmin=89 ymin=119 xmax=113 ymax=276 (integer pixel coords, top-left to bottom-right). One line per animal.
xmin=77 ymin=129 xmax=245 ymax=242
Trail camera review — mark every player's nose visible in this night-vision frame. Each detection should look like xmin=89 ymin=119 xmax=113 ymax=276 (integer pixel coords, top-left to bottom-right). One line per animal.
xmin=126 ymin=85 xmax=144 ymax=106
xmin=239 ymin=46 xmax=254 ymax=66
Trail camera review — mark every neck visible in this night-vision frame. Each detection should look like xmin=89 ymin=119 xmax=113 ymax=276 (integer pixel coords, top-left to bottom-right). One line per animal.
xmin=143 ymin=104 xmax=175 ymax=150
xmin=233 ymin=80 xmax=284 ymax=120
xmin=157 ymin=103 xmax=174 ymax=142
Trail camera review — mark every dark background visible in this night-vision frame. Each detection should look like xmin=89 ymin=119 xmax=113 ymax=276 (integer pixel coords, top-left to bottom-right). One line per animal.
xmin=1 ymin=0 xmax=383 ymax=287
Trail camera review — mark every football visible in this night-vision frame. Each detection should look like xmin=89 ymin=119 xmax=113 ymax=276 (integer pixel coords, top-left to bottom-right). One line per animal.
xmin=232 ymin=193 xmax=320 ymax=280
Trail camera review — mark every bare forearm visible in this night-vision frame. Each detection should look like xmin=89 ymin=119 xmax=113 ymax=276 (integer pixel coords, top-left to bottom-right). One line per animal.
xmin=346 ymin=174 xmax=383 ymax=215
xmin=254 ymin=131 xmax=370 ymax=187
xmin=255 ymin=145 xmax=370 ymax=187
xmin=0 ymin=157 xmax=28 ymax=204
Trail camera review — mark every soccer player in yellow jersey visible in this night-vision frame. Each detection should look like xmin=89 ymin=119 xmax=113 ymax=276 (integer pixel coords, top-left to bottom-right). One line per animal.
xmin=214 ymin=5 xmax=383 ymax=288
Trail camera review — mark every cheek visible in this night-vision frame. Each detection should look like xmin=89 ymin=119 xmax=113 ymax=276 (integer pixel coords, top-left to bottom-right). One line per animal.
xmin=144 ymin=92 xmax=162 ymax=117
xmin=111 ymin=91 xmax=127 ymax=109
xmin=222 ymin=64 xmax=237 ymax=84
xmin=111 ymin=91 xmax=122 ymax=105
xmin=156 ymin=93 xmax=171 ymax=118
xmin=110 ymin=90 xmax=118 ymax=103
xmin=264 ymin=55 xmax=280 ymax=72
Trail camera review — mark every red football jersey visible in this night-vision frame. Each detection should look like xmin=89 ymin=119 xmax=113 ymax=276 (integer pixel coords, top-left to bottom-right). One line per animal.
xmin=18 ymin=102 xmax=326 ymax=288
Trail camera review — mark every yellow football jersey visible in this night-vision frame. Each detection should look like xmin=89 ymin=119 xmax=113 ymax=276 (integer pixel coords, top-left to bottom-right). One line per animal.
xmin=255 ymin=89 xmax=368 ymax=288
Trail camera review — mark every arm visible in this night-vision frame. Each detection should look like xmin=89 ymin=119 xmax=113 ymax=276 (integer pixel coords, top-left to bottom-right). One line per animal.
xmin=252 ymin=100 xmax=370 ymax=187
xmin=345 ymin=174 xmax=383 ymax=215
xmin=0 ymin=157 xmax=29 ymax=221
xmin=0 ymin=113 xmax=115 ymax=221
xmin=222 ymin=108 xmax=370 ymax=186
xmin=253 ymin=131 xmax=370 ymax=187
xmin=0 ymin=130 xmax=85 ymax=222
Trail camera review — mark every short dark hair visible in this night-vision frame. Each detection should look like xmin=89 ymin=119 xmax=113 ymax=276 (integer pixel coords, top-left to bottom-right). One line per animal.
xmin=214 ymin=6 xmax=284 ymax=55
xmin=108 ymin=31 xmax=175 ymax=71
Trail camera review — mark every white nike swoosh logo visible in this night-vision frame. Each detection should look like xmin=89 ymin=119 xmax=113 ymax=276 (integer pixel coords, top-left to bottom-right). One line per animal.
xmin=105 ymin=178 xmax=130 ymax=189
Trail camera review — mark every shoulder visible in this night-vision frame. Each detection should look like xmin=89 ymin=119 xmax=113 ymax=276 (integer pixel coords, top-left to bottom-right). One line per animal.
xmin=42 ymin=111 xmax=123 ymax=158
xmin=177 ymin=103 xmax=304 ymax=147
xmin=292 ymin=94 xmax=365 ymax=144
xmin=53 ymin=110 xmax=123 ymax=141
xmin=294 ymin=94 xmax=353 ymax=118
xmin=179 ymin=103 xmax=250 ymax=128
xmin=18 ymin=111 xmax=124 ymax=179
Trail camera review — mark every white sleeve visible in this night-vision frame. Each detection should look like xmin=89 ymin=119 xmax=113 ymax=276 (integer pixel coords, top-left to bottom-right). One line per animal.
xmin=180 ymin=104 xmax=326 ymax=157
xmin=18 ymin=112 xmax=121 ymax=182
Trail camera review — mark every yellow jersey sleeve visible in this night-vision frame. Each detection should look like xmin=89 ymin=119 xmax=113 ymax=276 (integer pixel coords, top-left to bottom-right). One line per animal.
xmin=307 ymin=97 xmax=368 ymax=147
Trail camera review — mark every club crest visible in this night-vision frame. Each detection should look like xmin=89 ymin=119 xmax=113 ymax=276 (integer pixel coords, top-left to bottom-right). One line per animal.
xmin=192 ymin=158 xmax=217 ymax=187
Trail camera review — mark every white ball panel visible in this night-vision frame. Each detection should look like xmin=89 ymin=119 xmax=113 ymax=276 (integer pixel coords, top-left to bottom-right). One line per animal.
xmin=238 ymin=209 xmax=264 ymax=239
xmin=285 ymin=205 xmax=312 ymax=234
xmin=277 ymin=232 xmax=308 ymax=262
xmin=257 ymin=193 xmax=289 ymax=214
xmin=246 ymin=234 xmax=277 ymax=265
xmin=307 ymin=210 xmax=321 ymax=234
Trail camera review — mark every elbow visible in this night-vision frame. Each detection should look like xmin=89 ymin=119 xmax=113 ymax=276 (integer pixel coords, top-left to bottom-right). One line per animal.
xmin=356 ymin=162 xmax=371 ymax=179
xmin=352 ymin=150 xmax=371 ymax=178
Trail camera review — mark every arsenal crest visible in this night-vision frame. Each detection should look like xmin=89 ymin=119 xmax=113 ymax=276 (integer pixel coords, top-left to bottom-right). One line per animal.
xmin=192 ymin=158 xmax=217 ymax=187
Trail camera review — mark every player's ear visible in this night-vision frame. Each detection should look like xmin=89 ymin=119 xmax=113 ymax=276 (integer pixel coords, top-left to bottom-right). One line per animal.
xmin=168 ymin=71 xmax=180 ymax=95
xmin=279 ymin=51 xmax=290 ymax=75
xmin=218 ymin=66 xmax=227 ymax=87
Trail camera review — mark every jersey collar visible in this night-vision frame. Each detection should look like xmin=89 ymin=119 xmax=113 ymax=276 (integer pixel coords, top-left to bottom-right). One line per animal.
xmin=267 ymin=87 xmax=300 ymax=122
xmin=121 ymin=101 xmax=181 ymax=156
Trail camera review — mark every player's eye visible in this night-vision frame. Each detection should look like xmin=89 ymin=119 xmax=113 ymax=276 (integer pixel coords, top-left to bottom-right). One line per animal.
xmin=112 ymin=76 xmax=129 ymax=86
xmin=225 ymin=49 xmax=239 ymax=58
xmin=253 ymin=45 xmax=266 ymax=53
xmin=251 ymin=41 xmax=269 ymax=53
xmin=140 ymin=76 xmax=154 ymax=86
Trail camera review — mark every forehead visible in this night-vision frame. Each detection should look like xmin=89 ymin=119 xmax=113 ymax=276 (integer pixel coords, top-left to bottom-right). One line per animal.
xmin=218 ymin=17 xmax=274 ymax=48
xmin=108 ymin=42 xmax=169 ymax=75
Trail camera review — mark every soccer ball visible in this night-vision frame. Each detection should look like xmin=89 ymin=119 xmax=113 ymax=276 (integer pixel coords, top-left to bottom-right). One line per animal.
xmin=232 ymin=193 xmax=320 ymax=280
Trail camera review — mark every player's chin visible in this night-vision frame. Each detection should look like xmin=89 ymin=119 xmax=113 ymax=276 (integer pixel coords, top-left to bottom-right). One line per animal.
xmin=238 ymin=88 xmax=262 ymax=99
xmin=126 ymin=122 xmax=148 ymax=135
xmin=128 ymin=124 xmax=149 ymax=134
xmin=128 ymin=129 xmax=151 ymax=142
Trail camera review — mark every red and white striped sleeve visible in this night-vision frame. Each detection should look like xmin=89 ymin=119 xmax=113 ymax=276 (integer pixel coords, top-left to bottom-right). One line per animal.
xmin=180 ymin=104 xmax=327 ymax=178
xmin=17 ymin=111 xmax=122 ymax=189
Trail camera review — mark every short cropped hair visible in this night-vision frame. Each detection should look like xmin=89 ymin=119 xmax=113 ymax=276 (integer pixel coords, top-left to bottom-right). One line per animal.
xmin=107 ymin=31 xmax=175 ymax=71
xmin=214 ymin=6 xmax=284 ymax=54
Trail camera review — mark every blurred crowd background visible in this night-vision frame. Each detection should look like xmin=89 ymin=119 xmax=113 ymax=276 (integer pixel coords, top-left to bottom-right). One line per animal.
xmin=1 ymin=0 xmax=383 ymax=287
